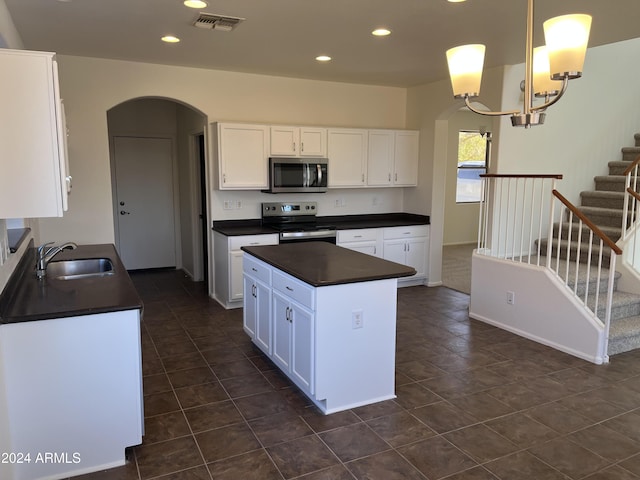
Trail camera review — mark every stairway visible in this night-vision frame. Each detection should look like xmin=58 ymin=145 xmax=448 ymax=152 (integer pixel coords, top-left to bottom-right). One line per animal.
xmin=539 ymin=133 xmax=640 ymax=356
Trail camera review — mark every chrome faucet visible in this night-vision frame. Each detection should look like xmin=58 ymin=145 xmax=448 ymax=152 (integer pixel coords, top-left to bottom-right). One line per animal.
xmin=36 ymin=241 xmax=78 ymax=279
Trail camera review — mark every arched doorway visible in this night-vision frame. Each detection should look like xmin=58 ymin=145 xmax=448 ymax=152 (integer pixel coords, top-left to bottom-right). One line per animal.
xmin=107 ymin=97 xmax=209 ymax=285
xmin=430 ymin=104 xmax=498 ymax=293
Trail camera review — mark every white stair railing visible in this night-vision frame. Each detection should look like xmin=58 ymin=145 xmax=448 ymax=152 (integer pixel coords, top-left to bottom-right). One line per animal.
xmin=478 ymin=174 xmax=620 ymax=336
xmin=621 ymin=156 xmax=640 ymax=274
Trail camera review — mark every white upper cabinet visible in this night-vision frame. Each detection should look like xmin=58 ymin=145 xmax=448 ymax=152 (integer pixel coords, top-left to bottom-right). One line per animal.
xmin=393 ymin=130 xmax=419 ymax=186
xmin=270 ymin=126 xmax=327 ymax=157
xmin=327 ymin=128 xmax=368 ymax=188
xmin=367 ymin=130 xmax=419 ymax=187
xmin=0 ymin=49 xmax=71 ymax=218
xmin=367 ymin=130 xmax=396 ymax=186
xmin=214 ymin=123 xmax=270 ymax=190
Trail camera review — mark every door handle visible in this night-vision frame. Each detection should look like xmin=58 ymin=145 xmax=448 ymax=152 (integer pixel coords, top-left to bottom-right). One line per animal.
xmin=120 ymin=210 xmax=130 ymax=215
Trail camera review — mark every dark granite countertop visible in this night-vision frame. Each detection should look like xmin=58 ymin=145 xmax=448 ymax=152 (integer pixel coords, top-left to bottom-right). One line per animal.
xmin=0 ymin=243 xmax=143 ymax=324
xmin=242 ymin=242 xmax=416 ymax=287
xmin=213 ymin=212 xmax=429 ymax=236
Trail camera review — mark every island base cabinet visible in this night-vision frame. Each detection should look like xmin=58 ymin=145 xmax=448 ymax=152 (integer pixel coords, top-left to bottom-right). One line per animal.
xmin=0 ymin=310 xmax=143 ymax=480
xmin=314 ymin=279 xmax=396 ymax=414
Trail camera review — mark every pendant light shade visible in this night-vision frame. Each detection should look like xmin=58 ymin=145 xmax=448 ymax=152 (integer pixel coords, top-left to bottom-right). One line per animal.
xmin=533 ymin=46 xmax=561 ymax=96
xmin=446 ymin=44 xmax=485 ymax=98
xmin=543 ymin=14 xmax=592 ymax=79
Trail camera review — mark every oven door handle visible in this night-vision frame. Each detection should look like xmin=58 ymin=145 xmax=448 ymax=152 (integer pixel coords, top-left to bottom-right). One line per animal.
xmin=317 ymin=164 xmax=322 ymax=187
xmin=303 ymin=163 xmax=308 ymax=187
xmin=280 ymin=229 xmax=337 ymax=240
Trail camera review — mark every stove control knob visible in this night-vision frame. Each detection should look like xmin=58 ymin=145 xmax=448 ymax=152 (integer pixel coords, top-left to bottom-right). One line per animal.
xmin=305 ymin=205 xmax=310 ymax=210
xmin=311 ymin=205 xmax=316 ymax=210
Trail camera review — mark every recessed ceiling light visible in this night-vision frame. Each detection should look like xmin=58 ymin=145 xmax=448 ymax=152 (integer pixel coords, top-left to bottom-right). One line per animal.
xmin=372 ymin=28 xmax=391 ymax=36
xmin=316 ymin=55 xmax=332 ymax=62
xmin=161 ymin=35 xmax=181 ymax=43
xmin=183 ymin=0 xmax=207 ymax=8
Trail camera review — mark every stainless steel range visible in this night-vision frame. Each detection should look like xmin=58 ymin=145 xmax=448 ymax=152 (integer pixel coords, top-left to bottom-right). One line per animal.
xmin=262 ymin=201 xmax=336 ymax=243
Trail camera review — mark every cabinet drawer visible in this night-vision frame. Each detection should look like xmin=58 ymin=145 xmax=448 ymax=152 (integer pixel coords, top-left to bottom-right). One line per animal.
xmin=243 ymin=255 xmax=272 ymax=285
xmin=273 ymin=271 xmax=314 ymax=310
xmin=230 ymin=234 xmax=278 ymax=251
xmin=337 ymin=228 xmax=380 ymax=243
xmin=383 ymin=225 xmax=428 ymax=240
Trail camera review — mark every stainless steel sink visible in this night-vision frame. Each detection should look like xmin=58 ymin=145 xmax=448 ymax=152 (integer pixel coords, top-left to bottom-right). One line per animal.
xmin=46 ymin=258 xmax=115 ymax=280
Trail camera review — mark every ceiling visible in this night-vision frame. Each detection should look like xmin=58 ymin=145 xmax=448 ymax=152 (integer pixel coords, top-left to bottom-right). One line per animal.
xmin=5 ymin=0 xmax=640 ymax=88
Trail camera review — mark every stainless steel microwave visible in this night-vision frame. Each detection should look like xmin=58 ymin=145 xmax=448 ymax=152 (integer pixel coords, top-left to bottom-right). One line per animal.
xmin=264 ymin=157 xmax=328 ymax=193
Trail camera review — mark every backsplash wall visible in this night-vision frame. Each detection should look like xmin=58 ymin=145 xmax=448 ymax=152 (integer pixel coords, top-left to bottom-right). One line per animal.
xmin=209 ymin=187 xmax=406 ymax=221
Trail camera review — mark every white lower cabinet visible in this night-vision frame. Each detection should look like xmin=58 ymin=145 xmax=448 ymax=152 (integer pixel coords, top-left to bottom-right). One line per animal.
xmin=337 ymin=225 xmax=429 ymax=285
xmin=383 ymin=225 xmax=429 ymax=284
xmin=243 ymin=255 xmax=272 ymax=353
xmin=0 ymin=310 xmax=143 ymax=480
xmin=336 ymin=228 xmax=383 ymax=258
xmin=214 ymin=232 xmax=278 ymax=309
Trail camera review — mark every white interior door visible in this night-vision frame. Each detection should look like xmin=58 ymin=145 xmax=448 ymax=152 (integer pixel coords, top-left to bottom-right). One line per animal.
xmin=114 ymin=136 xmax=176 ymax=270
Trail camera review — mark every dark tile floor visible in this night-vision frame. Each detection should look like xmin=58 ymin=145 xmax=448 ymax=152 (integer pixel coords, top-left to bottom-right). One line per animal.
xmin=78 ymin=269 xmax=640 ymax=480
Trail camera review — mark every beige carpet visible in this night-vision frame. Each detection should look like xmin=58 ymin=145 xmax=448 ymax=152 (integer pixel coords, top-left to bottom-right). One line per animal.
xmin=442 ymin=243 xmax=475 ymax=294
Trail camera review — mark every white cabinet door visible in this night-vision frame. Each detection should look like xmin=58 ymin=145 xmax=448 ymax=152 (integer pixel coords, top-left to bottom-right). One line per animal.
xmin=291 ymin=302 xmax=314 ymax=394
xmin=405 ymin=237 xmax=427 ymax=277
xmin=367 ymin=130 xmax=395 ymax=186
xmin=394 ymin=130 xmax=419 ymax=186
xmin=229 ymin=250 xmax=245 ymax=301
xmin=243 ymin=275 xmax=257 ymax=338
xmin=270 ymin=126 xmax=298 ymax=156
xmin=383 ymin=239 xmax=407 ymax=266
xmin=272 ymin=290 xmax=292 ymax=372
xmin=255 ymin=280 xmax=272 ymax=354
xmin=300 ymin=127 xmax=327 ymax=157
xmin=0 ymin=49 xmax=69 ymax=218
xmin=216 ymin=123 xmax=269 ymax=189
xmin=327 ymin=128 xmax=368 ymax=187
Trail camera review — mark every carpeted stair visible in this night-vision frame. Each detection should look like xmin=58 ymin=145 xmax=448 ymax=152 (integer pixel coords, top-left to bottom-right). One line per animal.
xmin=538 ymin=133 xmax=640 ymax=356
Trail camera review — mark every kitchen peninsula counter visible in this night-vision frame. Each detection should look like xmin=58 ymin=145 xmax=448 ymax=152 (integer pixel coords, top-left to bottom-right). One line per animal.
xmin=0 ymin=242 xmax=143 ymax=480
xmin=242 ymin=242 xmax=411 ymax=414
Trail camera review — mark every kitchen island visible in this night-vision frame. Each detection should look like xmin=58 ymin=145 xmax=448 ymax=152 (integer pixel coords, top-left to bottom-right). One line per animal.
xmin=242 ymin=242 xmax=415 ymax=414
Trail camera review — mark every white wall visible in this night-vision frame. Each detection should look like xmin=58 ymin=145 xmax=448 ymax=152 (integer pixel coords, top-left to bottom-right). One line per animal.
xmin=496 ymin=37 xmax=640 ymax=205
xmin=36 ymin=55 xmax=409 ymax=245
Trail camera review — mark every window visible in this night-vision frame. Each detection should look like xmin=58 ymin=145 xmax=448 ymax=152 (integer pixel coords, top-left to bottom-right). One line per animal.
xmin=456 ymin=130 xmax=490 ymax=203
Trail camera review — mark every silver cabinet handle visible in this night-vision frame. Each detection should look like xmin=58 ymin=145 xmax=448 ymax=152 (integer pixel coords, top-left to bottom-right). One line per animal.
xmin=293 ymin=142 xmax=296 ymax=152
xmin=301 ymin=142 xmax=305 ymax=152
xmin=354 ymin=235 xmax=362 ymax=238
xmin=362 ymin=173 xmax=365 ymax=183
xmin=286 ymin=286 xmax=293 ymax=292
xmin=252 ymin=267 xmax=257 ymax=272
xmin=388 ymin=173 xmax=391 ymax=182
xmin=395 ymin=173 xmax=398 ymax=181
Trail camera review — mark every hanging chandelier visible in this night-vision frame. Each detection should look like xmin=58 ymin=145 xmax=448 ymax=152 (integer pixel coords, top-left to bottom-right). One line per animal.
xmin=445 ymin=0 xmax=591 ymax=128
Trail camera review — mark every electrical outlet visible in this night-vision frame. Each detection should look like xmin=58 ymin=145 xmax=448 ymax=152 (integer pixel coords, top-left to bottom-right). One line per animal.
xmin=507 ymin=291 xmax=515 ymax=305
xmin=223 ymin=200 xmax=234 ymax=210
xmin=352 ymin=310 xmax=363 ymax=329
xmin=335 ymin=198 xmax=343 ymax=208
xmin=236 ymin=200 xmax=242 ymax=209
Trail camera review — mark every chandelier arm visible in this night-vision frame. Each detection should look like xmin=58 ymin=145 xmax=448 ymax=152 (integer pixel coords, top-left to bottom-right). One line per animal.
xmin=464 ymin=96 xmax=520 ymax=117
xmin=531 ymin=76 xmax=570 ymax=112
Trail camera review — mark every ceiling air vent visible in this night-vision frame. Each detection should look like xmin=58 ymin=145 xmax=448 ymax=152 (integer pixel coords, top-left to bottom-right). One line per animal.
xmin=193 ymin=13 xmax=245 ymax=32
